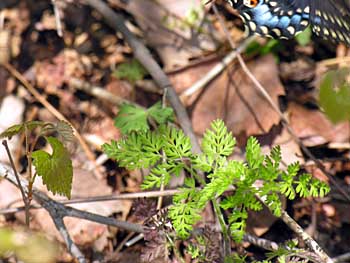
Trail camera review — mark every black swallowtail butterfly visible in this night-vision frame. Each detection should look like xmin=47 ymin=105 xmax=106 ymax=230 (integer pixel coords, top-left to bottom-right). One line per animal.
xmin=226 ymin=0 xmax=350 ymax=45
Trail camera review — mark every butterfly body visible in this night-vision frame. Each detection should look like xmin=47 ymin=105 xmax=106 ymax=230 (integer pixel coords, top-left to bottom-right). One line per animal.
xmin=226 ymin=0 xmax=350 ymax=44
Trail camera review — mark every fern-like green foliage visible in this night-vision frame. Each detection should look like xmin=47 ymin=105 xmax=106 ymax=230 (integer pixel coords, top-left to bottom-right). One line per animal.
xmin=103 ymin=116 xmax=330 ymax=241
xmin=103 ymin=125 xmax=192 ymax=191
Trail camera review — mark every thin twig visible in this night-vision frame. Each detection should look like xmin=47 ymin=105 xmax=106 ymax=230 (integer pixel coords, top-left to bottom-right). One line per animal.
xmin=0 ymin=188 xmax=183 ymax=216
xmin=2 ymin=140 xmax=30 ymax=226
xmin=51 ymin=0 xmax=63 ymax=37
xmin=68 ymin=77 xmax=143 ymax=108
xmin=179 ymin=36 xmax=255 ymax=102
xmin=243 ymin=233 xmax=279 ymax=251
xmin=0 ymin=162 xmax=145 ymax=261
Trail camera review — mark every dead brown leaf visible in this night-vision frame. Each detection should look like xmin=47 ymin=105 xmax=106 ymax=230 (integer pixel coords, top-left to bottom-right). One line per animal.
xmin=191 ymin=54 xmax=284 ymax=139
xmin=288 ymin=102 xmax=349 ymax=147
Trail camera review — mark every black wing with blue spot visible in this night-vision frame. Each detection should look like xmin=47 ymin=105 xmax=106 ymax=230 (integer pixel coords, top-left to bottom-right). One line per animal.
xmin=310 ymin=0 xmax=350 ymax=43
xmin=227 ymin=0 xmax=350 ymax=44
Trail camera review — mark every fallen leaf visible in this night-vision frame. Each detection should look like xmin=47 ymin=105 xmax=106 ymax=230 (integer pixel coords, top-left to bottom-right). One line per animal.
xmin=192 ymin=54 xmax=284 ymax=140
xmin=288 ymin=102 xmax=349 ymax=147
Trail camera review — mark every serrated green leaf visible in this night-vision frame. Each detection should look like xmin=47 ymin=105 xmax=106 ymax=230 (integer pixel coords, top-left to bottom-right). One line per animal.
xmin=265 ymin=193 xmax=282 ymax=216
xmin=114 ymin=104 xmax=149 ymax=134
xmin=0 ymin=124 xmax=23 ymax=139
xmin=318 ymin=182 xmax=330 ymax=197
xmin=101 ymin=140 xmax=120 ymax=160
xmin=147 ymin=102 xmax=174 ymax=125
xmin=280 ymin=181 xmax=296 ymax=200
xmin=296 ymin=173 xmax=311 ymax=198
xmin=25 ymin=121 xmax=46 ymax=131
xmin=192 ymin=154 xmax=214 ymax=172
xmin=114 ymin=102 xmax=174 ymax=134
xmin=270 ymin=145 xmax=281 ymax=165
xmin=32 ymin=137 xmax=73 ymax=198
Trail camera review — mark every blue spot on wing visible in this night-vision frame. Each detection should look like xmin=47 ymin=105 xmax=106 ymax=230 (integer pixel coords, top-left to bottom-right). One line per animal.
xmin=229 ymin=0 xmax=350 ymax=45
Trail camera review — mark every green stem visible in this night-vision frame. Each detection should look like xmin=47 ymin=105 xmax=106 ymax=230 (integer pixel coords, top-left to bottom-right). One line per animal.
xmin=212 ymin=198 xmax=231 ymax=256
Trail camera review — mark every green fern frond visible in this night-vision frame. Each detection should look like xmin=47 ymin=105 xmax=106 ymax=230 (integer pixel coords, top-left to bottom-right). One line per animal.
xmin=168 ymin=201 xmax=201 ymax=239
xmin=246 ymin=137 xmax=264 ymax=169
xmin=163 ymin=126 xmax=192 ymax=160
xmin=202 ymin=119 xmax=236 ymax=157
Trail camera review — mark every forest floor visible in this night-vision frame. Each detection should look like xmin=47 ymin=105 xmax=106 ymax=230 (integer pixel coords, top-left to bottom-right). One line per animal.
xmin=0 ymin=0 xmax=350 ymax=262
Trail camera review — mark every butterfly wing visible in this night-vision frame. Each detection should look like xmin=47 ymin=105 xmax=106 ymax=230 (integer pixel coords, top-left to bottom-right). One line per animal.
xmin=231 ymin=0 xmax=312 ymax=39
xmin=229 ymin=0 xmax=350 ymax=45
xmin=309 ymin=0 xmax=350 ymax=44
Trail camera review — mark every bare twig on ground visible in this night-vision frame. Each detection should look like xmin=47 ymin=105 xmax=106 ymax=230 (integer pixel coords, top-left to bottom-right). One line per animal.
xmin=179 ymin=36 xmax=255 ymax=102
xmin=51 ymin=0 xmax=63 ymax=37
xmin=69 ymin=78 xmax=143 ymax=108
xmin=0 ymin=162 xmax=145 ymax=262
xmin=0 ymin=189 xmax=183 ymax=215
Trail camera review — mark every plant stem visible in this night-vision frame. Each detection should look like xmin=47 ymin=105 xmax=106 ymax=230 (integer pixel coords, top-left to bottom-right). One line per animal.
xmin=2 ymin=140 xmax=30 ymax=226
xmin=212 ymin=198 xmax=231 ymax=257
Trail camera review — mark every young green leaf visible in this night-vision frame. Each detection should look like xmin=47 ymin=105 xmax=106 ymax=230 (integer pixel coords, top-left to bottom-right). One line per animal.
xmin=114 ymin=102 xmax=174 ymax=134
xmin=246 ymin=137 xmax=264 ymax=169
xmin=147 ymin=102 xmax=174 ymax=125
xmin=114 ymin=104 xmax=149 ymax=134
xmin=201 ymin=119 xmax=236 ymax=157
xmin=163 ymin=126 xmax=192 ymax=159
xmin=141 ymin=163 xmax=171 ymax=189
xmin=295 ymin=174 xmax=311 ymax=198
xmin=319 ymin=68 xmax=350 ymax=123
xmin=0 ymin=121 xmax=45 ymax=139
xmin=168 ymin=200 xmax=201 ymax=239
xmin=32 ymin=137 xmax=73 ymax=198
